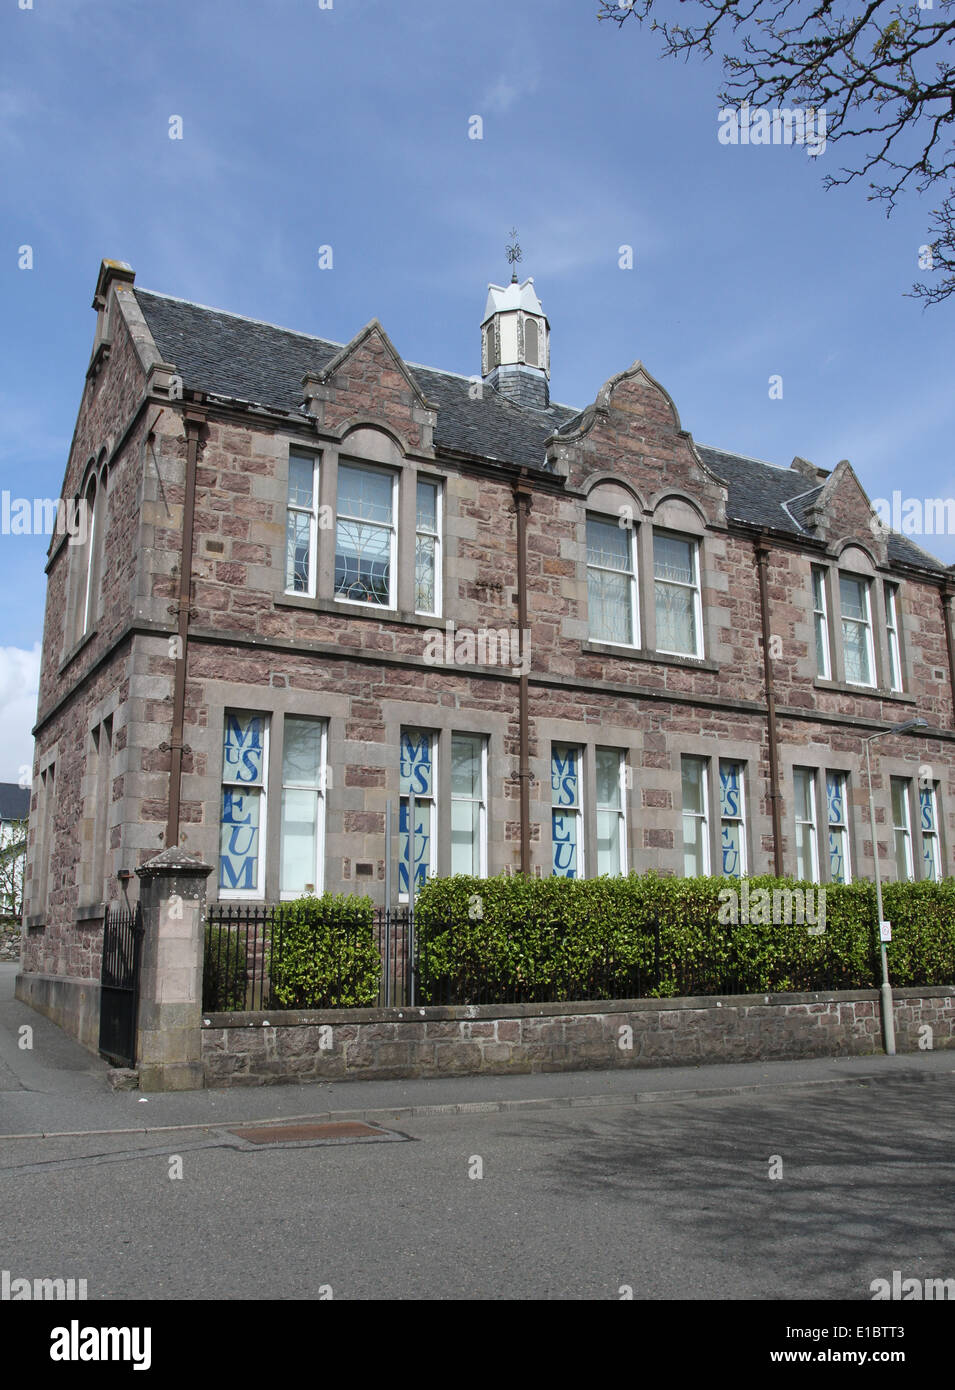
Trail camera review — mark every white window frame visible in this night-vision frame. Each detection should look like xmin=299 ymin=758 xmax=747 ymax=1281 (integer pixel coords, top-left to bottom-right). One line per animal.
xmin=825 ymin=770 xmax=852 ymax=884
xmin=284 ymin=450 xmax=320 ymax=598
xmin=718 ymin=759 xmax=747 ymax=878
xmin=891 ymin=776 xmax=914 ymax=881
xmin=399 ymin=727 xmax=437 ymax=900
xmin=812 ymin=566 xmax=831 ymax=680
xmin=219 ymin=711 xmax=269 ymax=902
xmin=654 ymin=530 xmax=703 ymax=659
xmin=586 ymin=513 xmax=639 ymax=648
xmin=334 ymin=462 xmax=398 ymax=610
xmin=884 ymin=581 xmax=903 ymax=692
xmin=840 ymin=573 xmax=876 ymax=688
xmin=279 ymin=716 xmax=327 ymax=900
xmin=551 ymin=743 xmax=584 ymax=879
xmin=81 ymin=476 xmax=98 ymax=637
xmin=415 ymin=477 xmax=442 ymax=617
xmin=794 ymin=767 xmax=819 ymax=883
xmin=595 ymin=747 xmax=628 ymax=877
xmin=450 ymin=733 xmax=487 ymax=877
xmin=681 ymin=754 xmax=710 ymax=876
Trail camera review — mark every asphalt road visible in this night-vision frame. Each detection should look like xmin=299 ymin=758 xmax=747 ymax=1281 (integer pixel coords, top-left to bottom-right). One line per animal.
xmin=2 ymin=1070 xmax=953 ymax=1301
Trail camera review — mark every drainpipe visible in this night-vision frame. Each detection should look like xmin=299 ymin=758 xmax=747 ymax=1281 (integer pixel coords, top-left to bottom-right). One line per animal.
xmin=165 ymin=405 xmax=205 ymax=849
xmin=941 ymin=584 xmax=955 ymax=730
xmin=513 ymin=476 xmax=533 ymax=875
xmin=755 ymin=535 xmax=784 ymax=875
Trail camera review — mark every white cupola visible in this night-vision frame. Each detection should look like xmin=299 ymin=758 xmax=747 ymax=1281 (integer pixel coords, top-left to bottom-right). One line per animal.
xmin=481 ymin=273 xmax=550 ymax=408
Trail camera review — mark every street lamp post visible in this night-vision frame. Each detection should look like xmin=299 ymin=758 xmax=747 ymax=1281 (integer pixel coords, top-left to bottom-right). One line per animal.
xmin=863 ymin=717 xmax=928 ymax=1057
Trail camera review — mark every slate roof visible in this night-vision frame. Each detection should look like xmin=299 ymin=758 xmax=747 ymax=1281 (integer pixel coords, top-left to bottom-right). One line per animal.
xmin=134 ymin=289 xmax=948 ymax=576
xmin=0 ymin=784 xmax=29 ymax=822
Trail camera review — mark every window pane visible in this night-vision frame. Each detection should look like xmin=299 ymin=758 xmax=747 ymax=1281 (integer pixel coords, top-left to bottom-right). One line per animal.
xmin=400 ymin=730 xmax=433 ymax=797
xmin=415 ymin=534 xmax=436 ymax=613
xmin=839 ymin=576 xmax=866 ymax=623
xmin=451 ymin=735 xmax=481 ymax=798
xmin=587 ymin=517 xmax=630 ymax=571
xmin=721 ymin=822 xmax=743 ymax=878
xmin=222 ymin=713 xmax=265 ymax=786
xmin=552 ymin=810 xmax=579 ymax=878
xmin=654 ymin=534 xmax=694 ymax=585
xmin=843 ymin=620 xmax=871 ymax=685
xmin=220 ymin=789 xmax=260 ymax=891
xmin=596 ymin=749 xmax=621 ymax=809
xmin=683 ymin=812 xmax=706 ymax=876
xmin=286 ymin=511 xmax=311 ymax=593
xmin=596 ymin=810 xmax=621 ymax=876
xmin=656 ymin=580 xmax=697 ymax=654
xmin=794 ymin=769 xmax=813 ymax=823
xmin=281 ymin=788 xmax=318 ymax=894
xmin=399 ymin=800 xmax=432 ymax=893
xmin=551 ymin=745 xmax=581 ymax=809
xmin=681 ymin=756 xmax=705 ymax=815
xmin=451 ymin=799 xmax=481 ymax=875
xmin=283 ymin=718 xmax=323 ymax=786
xmin=288 ymin=454 xmax=314 ymax=508
xmin=795 ymin=822 xmax=815 ymax=881
xmin=525 ymin=318 xmax=539 ymax=367
xmin=416 ymin=479 xmax=437 ymax=532
xmin=338 ymin=464 xmax=392 ymax=523
xmin=335 ymin=519 xmax=391 ymax=604
xmin=588 ymin=567 xmax=633 ymax=645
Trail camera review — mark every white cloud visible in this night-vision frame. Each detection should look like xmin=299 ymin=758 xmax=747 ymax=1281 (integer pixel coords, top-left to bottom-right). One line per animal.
xmin=0 ymin=644 xmax=40 ymax=785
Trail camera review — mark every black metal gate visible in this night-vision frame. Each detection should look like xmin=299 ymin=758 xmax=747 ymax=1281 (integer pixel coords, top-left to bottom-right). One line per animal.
xmin=98 ymin=901 xmax=144 ymax=1067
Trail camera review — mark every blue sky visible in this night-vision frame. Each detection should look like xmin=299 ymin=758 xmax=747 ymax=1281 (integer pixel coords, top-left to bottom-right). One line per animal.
xmin=1 ymin=0 xmax=953 ymax=779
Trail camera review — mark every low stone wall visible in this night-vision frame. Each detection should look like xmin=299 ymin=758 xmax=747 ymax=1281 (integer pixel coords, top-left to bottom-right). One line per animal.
xmin=15 ymin=971 xmax=101 ymax=1053
xmin=201 ymin=986 xmax=955 ymax=1088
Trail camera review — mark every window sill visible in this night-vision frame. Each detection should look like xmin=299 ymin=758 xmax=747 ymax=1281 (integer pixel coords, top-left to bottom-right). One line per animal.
xmin=582 ymin=641 xmax=718 ymax=673
xmin=58 ymin=627 xmax=98 ymax=677
xmin=813 ymin=679 xmax=915 ymax=703
xmin=76 ymin=903 xmax=106 ymax=924
xmin=275 ymin=594 xmax=444 ymax=630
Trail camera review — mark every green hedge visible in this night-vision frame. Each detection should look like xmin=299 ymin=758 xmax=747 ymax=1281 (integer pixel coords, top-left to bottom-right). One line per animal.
xmin=202 ymin=923 xmax=249 ymax=1011
xmin=268 ymin=893 xmax=381 ymax=1009
xmin=412 ymin=873 xmax=955 ymax=1004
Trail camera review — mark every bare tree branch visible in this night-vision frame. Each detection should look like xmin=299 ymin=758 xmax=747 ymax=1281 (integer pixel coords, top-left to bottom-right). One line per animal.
xmin=598 ymin=0 xmax=955 ymax=302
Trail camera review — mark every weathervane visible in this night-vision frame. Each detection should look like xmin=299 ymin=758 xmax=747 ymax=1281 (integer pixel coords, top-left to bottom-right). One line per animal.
xmin=506 ymin=227 xmax=522 ymax=282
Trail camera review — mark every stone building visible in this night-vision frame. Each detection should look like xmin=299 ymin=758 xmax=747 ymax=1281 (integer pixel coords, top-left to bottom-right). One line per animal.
xmin=18 ymin=257 xmax=955 ymax=1041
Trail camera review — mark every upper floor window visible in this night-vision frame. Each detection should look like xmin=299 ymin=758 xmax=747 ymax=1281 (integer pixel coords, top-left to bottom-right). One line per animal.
xmin=285 ymin=451 xmax=319 ymax=596
xmin=655 ymin=532 xmax=702 ymax=658
xmin=587 ymin=515 xmax=637 ymax=646
xmin=811 ymin=566 xmax=831 ymax=679
xmin=884 ymin=582 xmax=903 ymax=692
xmin=415 ymin=479 xmax=441 ymax=616
xmin=839 ymin=574 xmax=875 ymax=687
xmin=335 ymin=463 xmax=396 ymax=608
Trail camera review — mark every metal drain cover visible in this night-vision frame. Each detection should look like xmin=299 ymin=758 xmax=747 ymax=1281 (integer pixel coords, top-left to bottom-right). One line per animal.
xmin=227 ymin=1120 xmax=403 ymax=1146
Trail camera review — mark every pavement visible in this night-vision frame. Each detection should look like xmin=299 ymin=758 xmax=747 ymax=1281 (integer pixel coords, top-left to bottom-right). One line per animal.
xmin=2 ymin=960 xmax=953 ymax=1139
